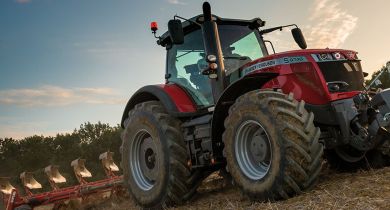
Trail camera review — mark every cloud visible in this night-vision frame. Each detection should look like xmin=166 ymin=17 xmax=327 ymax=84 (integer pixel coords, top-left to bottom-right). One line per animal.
xmin=167 ymin=0 xmax=186 ymax=5
xmin=0 ymin=85 xmax=125 ymax=107
xmin=264 ymin=0 xmax=358 ymax=52
xmin=305 ymin=0 xmax=358 ymax=48
xmin=15 ymin=0 xmax=32 ymax=4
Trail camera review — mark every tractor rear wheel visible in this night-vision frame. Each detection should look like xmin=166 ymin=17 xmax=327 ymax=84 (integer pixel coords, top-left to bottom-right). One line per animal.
xmin=223 ymin=90 xmax=323 ymax=200
xmin=121 ymin=101 xmax=190 ymax=209
xmin=324 ymin=146 xmax=367 ymax=171
xmin=366 ymin=148 xmax=390 ymax=168
xmin=325 ymin=145 xmax=390 ymax=171
xmin=14 ymin=205 xmax=32 ymax=210
xmin=371 ymin=139 xmax=390 ymax=167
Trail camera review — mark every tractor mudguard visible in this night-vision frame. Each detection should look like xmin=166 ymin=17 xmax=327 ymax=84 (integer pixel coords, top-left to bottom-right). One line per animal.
xmin=121 ymin=84 xmax=197 ymax=128
xmin=211 ymin=72 xmax=278 ymax=147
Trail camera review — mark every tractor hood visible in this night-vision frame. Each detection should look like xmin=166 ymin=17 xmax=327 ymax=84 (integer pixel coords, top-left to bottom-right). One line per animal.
xmin=239 ymin=48 xmax=365 ymax=104
xmin=240 ymin=49 xmax=360 ymax=76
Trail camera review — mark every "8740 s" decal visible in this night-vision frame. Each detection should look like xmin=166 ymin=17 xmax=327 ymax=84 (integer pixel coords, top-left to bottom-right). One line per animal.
xmin=243 ymin=56 xmax=308 ymax=75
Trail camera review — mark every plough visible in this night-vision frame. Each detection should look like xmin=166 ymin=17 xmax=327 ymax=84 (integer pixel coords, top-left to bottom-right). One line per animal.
xmin=0 ymin=152 xmax=124 ymax=210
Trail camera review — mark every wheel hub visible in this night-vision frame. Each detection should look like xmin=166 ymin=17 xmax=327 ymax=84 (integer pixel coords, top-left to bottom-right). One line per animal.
xmin=130 ymin=130 xmax=159 ymax=191
xmin=250 ymin=133 xmax=268 ymax=163
xmin=139 ymin=136 xmax=158 ymax=182
xmin=146 ymin=149 xmax=156 ymax=169
xmin=235 ymin=120 xmax=272 ymax=180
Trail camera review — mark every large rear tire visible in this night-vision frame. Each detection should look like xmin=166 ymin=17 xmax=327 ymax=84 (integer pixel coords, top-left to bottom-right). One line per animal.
xmin=121 ymin=101 xmax=190 ymax=209
xmin=324 ymin=147 xmax=366 ymax=171
xmin=366 ymin=148 xmax=390 ymax=168
xmin=223 ymin=90 xmax=323 ymax=200
xmin=325 ymin=145 xmax=390 ymax=171
xmin=373 ymin=138 xmax=390 ymax=167
xmin=14 ymin=205 xmax=32 ymax=210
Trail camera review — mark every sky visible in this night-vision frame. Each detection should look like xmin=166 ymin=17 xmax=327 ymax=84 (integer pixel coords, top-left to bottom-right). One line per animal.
xmin=0 ymin=0 xmax=389 ymax=139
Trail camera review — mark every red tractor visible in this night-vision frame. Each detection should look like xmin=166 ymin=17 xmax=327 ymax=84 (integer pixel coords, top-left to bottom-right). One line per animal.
xmin=120 ymin=2 xmax=390 ymax=209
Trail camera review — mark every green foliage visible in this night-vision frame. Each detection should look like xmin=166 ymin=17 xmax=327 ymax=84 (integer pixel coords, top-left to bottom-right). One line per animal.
xmin=0 ymin=122 xmax=122 ymax=194
xmin=365 ymin=65 xmax=390 ymax=89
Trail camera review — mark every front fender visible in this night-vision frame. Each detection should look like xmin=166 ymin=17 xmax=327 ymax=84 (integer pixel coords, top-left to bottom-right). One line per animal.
xmin=211 ymin=72 xmax=278 ymax=156
xmin=120 ymin=84 xmax=197 ymax=128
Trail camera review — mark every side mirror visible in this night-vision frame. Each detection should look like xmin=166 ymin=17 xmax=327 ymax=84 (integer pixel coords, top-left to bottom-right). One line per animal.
xmin=363 ymin=72 xmax=369 ymax=77
xmin=168 ymin=19 xmax=184 ymax=45
xmin=292 ymin=28 xmax=307 ymax=49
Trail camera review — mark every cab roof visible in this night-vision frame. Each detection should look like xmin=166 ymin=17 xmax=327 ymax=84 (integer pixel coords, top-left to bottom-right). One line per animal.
xmin=158 ymin=15 xmax=266 ymax=47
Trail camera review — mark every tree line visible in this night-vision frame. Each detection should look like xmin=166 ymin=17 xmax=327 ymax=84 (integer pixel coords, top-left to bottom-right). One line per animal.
xmin=0 ymin=122 xmax=122 ymax=194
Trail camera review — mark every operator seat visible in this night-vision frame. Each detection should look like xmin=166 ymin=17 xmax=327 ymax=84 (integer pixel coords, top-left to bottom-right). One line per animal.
xmin=184 ymin=62 xmax=213 ymax=104
xmin=167 ymin=63 xmax=209 ymax=105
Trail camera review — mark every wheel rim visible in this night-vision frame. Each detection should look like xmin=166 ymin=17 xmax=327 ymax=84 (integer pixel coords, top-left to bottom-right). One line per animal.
xmin=130 ymin=129 xmax=159 ymax=191
xmin=235 ymin=120 xmax=272 ymax=180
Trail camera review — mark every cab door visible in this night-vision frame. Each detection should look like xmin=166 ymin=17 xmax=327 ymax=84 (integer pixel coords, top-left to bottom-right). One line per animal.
xmin=166 ymin=29 xmax=214 ymax=107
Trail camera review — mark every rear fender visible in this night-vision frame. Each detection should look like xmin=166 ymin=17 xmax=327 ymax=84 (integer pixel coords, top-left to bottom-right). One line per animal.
xmin=372 ymin=88 xmax=390 ymax=127
xmin=211 ymin=72 xmax=278 ymax=157
xmin=121 ymin=84 xmax=197 ymax=128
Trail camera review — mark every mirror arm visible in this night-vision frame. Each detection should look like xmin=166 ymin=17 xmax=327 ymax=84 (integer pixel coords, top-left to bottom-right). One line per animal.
xmin=264 ymin=40 xmax=276 ymax=54
xmin=153 ymin=31 xmax=159 ymax=39
xmin=174 ymin=15 xmax=202 ymax=27
xmin=153 ymin=32 xmax=163 ymax=45
xmin=156 ymin=35 xmax=163 ymax=45
xmin=260 ymin=24 xmax=298 ymax=35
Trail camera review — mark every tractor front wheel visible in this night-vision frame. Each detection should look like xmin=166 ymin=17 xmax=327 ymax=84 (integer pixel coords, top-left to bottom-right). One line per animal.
xmin=121 ymin=101 xmax=190 ymax=209
xmin=223 ymin=90 xmax=323 ymax=200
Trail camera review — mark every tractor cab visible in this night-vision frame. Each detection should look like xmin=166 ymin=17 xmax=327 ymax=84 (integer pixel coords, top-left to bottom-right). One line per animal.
xmin=154 ymin=15 xmax=306 ymax=107
xmin=157 ymin=16 xmax=269 ymax=106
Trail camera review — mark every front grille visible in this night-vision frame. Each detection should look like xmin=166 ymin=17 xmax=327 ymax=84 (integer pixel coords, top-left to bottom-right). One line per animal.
xmin=317 ymin=61 xmax=365 ymax=92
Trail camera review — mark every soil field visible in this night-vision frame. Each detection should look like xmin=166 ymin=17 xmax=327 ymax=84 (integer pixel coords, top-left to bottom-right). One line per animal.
xmin=94 ymin=166 xmax=390 ymax=210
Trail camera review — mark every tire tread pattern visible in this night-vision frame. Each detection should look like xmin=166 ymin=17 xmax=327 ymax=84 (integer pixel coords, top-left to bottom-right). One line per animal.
xmin=121 ymin=101 xmax=190 ymax=209
xmin=223 ymin=90 xmax=323 ymax=200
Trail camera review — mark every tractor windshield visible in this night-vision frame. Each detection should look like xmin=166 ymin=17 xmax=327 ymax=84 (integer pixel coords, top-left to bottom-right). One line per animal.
xmin=218 ymin=25 xmax=268 ymax=82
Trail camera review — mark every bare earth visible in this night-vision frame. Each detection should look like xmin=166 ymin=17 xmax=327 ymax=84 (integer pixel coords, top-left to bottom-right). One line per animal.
xmin=92 ymin=165 xmax=390 ymax=210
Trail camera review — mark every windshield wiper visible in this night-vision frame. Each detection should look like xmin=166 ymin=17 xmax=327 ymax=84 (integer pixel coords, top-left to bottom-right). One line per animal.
xmin=260 ymin=24 xmax=298 ymax=35
xmin=224 ymin=56 xmax=250 ymax=60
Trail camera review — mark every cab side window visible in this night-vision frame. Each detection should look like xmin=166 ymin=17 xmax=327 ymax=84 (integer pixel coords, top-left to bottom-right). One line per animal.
xmin=167 ymin=29 xmax=213 ymax=107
